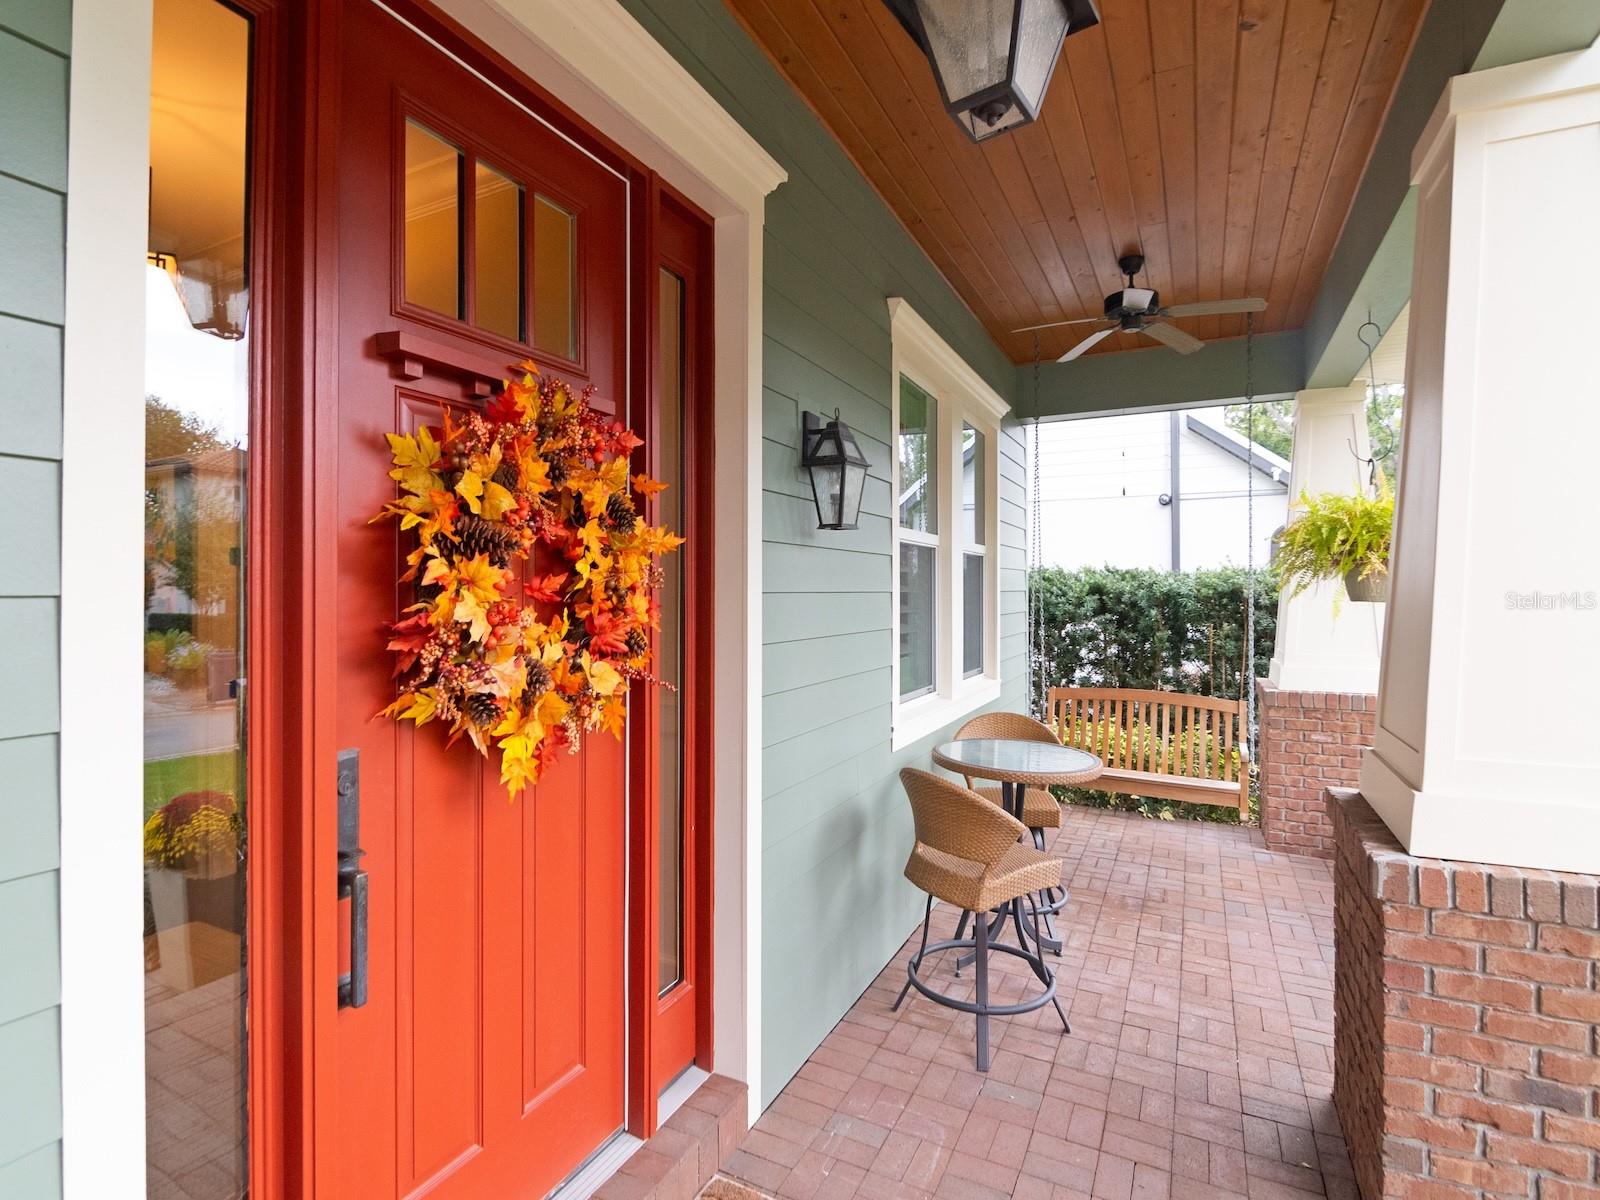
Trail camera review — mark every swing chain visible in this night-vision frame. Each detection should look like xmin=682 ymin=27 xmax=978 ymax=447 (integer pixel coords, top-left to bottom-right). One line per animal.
xmin=1244 ymin=312 xmax=1258 ymax=779
xmin=1029 ymin=332 xmax=1046 ymax=718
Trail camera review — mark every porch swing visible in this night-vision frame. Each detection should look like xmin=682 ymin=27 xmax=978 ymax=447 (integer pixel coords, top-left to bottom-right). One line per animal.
xmin=1029 ymin=317 xmax=1264 ymax=820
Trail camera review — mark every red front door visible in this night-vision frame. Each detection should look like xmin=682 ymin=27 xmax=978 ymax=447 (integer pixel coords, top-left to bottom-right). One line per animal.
xmin=325 ymin=2 xmax=629 ymax=1194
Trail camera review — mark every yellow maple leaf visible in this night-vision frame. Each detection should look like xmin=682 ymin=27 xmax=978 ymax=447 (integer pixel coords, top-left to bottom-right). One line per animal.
xmin=456 ymin=469 xmax=485 ymax=515
xmin=582 ymin=652 xmax=622 ymax=697
xmin=421 ymin=554 xmax=453 ymax=590
xmin=454 ymin=554 xmax=506 ymax=604
xmin=578 ymin=478 xmax=612 ymax=520
xmin=480 ymin=481 xmax=517 ymax=521
xmin=380 ymin=688 xmax=438 ymax=726
xmin=599 ymin=695 xmax=627 ymax=738
xmin=454 ymin=593 xmax=492 ymax=643
xmin=386 ymin=427 xmax=443 ymax=496
xmin=535 ymin=688 xmax=571 ymax=728
xmin=517 ymin=452 xmax=552 ymax=497
xmin=574 ymin=550 xmax=611 ymax=586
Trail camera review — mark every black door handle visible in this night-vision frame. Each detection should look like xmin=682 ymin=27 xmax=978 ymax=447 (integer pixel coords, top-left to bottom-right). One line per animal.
xmin=339 ymin=866 xmax=368 ymax=1009
xmin=337 ymin=749 xmax=368 ymax=1009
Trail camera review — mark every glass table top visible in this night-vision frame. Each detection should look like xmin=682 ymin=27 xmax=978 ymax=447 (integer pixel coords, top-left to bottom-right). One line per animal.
xmin=931 ymin=738 xmax=1102 ymax=782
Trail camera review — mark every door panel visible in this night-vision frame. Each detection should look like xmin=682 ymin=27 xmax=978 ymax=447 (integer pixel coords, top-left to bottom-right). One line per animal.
xmin=328 ymin=3 xmax=629 ymax=1196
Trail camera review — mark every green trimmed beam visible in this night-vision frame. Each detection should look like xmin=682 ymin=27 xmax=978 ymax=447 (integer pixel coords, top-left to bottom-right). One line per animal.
xmin=1022 ymin=329 xmax=1304 ymax=421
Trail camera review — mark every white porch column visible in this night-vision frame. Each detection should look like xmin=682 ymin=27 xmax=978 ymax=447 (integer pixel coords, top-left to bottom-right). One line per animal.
xmin=1267 ymin=383 xmax=1385 ymax=693
xmin=1360 ymin=43 xmax=1600 ymax=873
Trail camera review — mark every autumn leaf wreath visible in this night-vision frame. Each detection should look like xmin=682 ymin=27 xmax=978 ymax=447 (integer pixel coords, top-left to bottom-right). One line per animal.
xmin=374 ymin=362 xmax=683 ymax=796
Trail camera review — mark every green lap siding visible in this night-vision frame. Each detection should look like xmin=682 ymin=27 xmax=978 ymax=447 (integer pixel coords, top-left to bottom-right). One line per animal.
xmin=620 ymin=0 xmax=1028 ymax=1108
xmin=0 ymin=2 xmax=68 ymax=1194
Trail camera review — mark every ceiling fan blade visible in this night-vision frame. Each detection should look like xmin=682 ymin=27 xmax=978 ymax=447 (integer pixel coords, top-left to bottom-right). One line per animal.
xmin=1141 ymin=320 xmax=1205 ymax=354
xmin=1056 ymin=326 xmax=1116 ymax=362
xmin=1013 ymin=315 xmax=1113 ymax=333
xmin=1159 ymin=297 xmax=1268 ymax=317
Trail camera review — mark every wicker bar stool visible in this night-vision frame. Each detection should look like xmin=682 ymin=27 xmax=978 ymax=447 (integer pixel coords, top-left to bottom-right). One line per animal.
xmin=952 ymin=711 xmax=1070 ymax=926
xmin=893 ymin=768 xmax=1070 ymax=1071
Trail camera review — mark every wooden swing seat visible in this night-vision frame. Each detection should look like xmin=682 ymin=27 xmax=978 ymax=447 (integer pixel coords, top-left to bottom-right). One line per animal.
xmin=1045 ymin=687 xmax=1251 ymax=817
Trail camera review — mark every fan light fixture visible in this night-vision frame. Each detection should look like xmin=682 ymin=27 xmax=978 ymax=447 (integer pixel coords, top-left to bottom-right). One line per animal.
xmin=884 ymin=0 xmax=1100 ymax=143
xmin=801 ymin=410 xmax=870 ymax=531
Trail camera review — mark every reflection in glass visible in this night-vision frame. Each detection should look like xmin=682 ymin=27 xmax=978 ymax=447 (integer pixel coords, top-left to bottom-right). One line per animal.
xmin=898 ymin=377 xmax=937 ymax=533
xmin=962 ymin=423 xmax=985 ymax=545
xmin=533 ymin=195 xmax=577 ymax=358
xmin=145 ymin=0 xmax=250 ymax=1194
xmin=404 ymin=121 xmax=463 ymax=318
xmin=900 ymin=543 xmax=936 ymax=699
xmin=963 ymin=553 xmax=984 ymax=678
xmin=475 ymin=160 xmax=523 ymax=340
xmin=657 ymin=270 xmax=685 ymax=996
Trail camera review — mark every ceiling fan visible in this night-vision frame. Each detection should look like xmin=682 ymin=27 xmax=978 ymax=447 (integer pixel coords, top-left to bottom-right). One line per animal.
xmin=1016 ymin=254 xmax=1266 ymax=361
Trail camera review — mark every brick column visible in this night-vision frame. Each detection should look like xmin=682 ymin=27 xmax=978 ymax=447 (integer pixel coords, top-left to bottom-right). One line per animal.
xmin=1256 ymin=680 xmax=1375 ymax=858
xmin=1330 ymin=789 xmax=1600 ymax=1199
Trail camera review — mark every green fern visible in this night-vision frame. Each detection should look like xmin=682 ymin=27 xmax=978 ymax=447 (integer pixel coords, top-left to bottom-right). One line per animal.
xmin=1274 ymin=477 xmax=1394 ymax=599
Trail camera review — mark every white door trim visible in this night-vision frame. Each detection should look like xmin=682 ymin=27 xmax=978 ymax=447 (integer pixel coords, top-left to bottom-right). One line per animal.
xmin=59 ymin=0 xmax=155 ymax=1194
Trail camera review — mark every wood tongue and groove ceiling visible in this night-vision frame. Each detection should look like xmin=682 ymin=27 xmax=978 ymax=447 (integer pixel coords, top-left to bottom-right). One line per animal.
xmin=724 ymin=0 xmax=1431 ymax=363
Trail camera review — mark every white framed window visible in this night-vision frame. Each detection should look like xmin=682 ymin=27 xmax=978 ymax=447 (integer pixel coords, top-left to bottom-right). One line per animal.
xmin=889 ymin=298 xmax=1007 ymax=750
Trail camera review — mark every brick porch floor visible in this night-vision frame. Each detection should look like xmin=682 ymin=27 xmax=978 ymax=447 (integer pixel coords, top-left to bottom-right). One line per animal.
xmin=723 ymin=805 xmax=1354 ymax=1200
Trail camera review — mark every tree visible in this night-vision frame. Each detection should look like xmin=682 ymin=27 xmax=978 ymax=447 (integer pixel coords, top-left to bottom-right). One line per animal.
xmin=1224 ymin=399 xmax=1293 ymax=461
xmin=1225 ymin=386 xmax=1405 ymax=488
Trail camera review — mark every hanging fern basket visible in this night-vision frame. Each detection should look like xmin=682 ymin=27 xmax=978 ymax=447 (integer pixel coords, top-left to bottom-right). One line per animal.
xmin=1344 ymin=565 xmax=1389 ymax=604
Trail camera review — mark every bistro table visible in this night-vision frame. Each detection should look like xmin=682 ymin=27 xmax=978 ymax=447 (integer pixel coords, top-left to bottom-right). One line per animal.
xmin=930 ymin=737 xmax=1103 ymax=957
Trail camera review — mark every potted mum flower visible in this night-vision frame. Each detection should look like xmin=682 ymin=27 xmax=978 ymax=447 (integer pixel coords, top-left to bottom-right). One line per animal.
xmin=144 ymin=790 xmax=242 ymax=980
xmin=1274 ymin=479 xmax=1395 ymax=604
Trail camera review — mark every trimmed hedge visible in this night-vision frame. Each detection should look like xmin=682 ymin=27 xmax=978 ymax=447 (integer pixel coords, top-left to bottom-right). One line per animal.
xmin=1028 ymin=565 xmax=1279 ymax=823
xmin=1030 ymin=564 xmax=1277 ymax=702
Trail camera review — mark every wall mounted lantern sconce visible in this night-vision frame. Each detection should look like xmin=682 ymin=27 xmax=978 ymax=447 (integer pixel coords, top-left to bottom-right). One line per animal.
xmin=882 ymin=0 xmax=1100 ymax=143
xmin=801 ymin=409 xmax=870 ymax=531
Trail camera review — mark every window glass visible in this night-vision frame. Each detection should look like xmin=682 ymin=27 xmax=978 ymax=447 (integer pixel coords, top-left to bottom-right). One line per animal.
xmin=403 ymin=121 xmax=462 ymax=318
xmin=145 ymin=0 xmax=251 ymax=1192
xmin=899 ymin=544 xmax=936 ymax=699
xmin=656 ymin=268 xmax=685 ymax=996
xmin=963 ymin=553 xmax=984 ymax=677
xmin=898 ymin=377 xmax=937 ymax=533
xmin=474 ymin=161 xmax=523 ymax=340
xmin=532 ymin=194 xmax=577 ymax=358
xmin=962 ymin=423 xmax=985 ymax=545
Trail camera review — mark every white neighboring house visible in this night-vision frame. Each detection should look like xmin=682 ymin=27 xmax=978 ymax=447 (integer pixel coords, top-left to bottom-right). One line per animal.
xmin=1035 ymin=405 xmax=1289 ymax=572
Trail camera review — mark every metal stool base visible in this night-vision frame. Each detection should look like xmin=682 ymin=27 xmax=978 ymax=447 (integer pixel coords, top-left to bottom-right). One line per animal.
xmin=892 ymin=896 xmax=1070 ymax=1070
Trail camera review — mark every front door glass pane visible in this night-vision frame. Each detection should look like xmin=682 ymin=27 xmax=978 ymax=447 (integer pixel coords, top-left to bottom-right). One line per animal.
xmin=403 ymin=120 xmax=463 ymax=318
xmin=145 ymin=0 xmax=251 ymax=1193
xmin=474 ymin=160 xmax=523 ymax=340
xmin=656 ymin=269 xmax=685 ymax=995
xmin=532 ymin=194 xmax=577 ymax=358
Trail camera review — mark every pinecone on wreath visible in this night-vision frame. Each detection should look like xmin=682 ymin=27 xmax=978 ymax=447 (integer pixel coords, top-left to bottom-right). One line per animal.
xmin=626 ymin=628 xmax=648 ymax=658
xmin=491 ymin=461 xmax=518 ymax=492
xmin=604 ymin=493 xmax=637 ymax=534
xmin=463 ymin=691 xmax=501 ymax=728
xmin=454 ymin=513 xmax=520 ymax=566
xmin=524 ymin=660 xmax=552 ymax=697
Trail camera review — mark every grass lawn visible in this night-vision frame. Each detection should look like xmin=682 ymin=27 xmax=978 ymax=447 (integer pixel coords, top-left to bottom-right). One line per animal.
xmin=144 ymin=749 xmax=242 ymax=818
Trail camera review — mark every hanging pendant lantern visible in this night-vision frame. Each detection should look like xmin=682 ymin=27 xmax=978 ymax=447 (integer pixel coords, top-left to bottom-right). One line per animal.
xmin=801 ymin=409 xmax=870 ymax=531
xmin=885 ymin=0 xmax=1099 ymax=143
